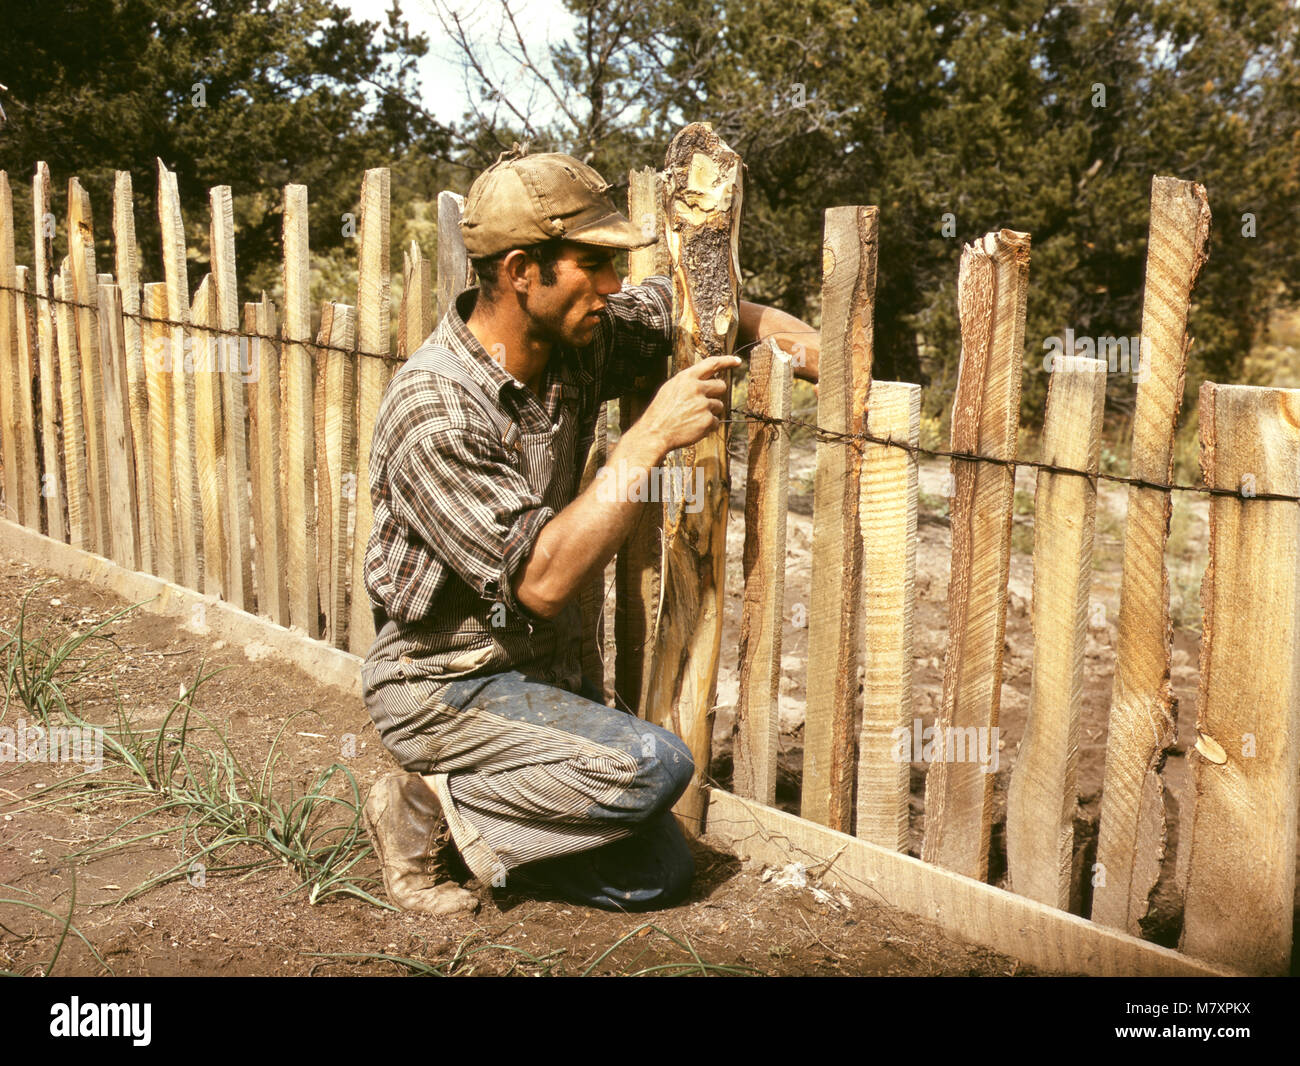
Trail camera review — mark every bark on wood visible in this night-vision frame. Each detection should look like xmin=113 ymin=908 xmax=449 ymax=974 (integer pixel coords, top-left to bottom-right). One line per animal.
xmin=733 ymin=337 xmax=791 ymax=805
xmin=644 ymin=123 xmax=743 ymax=835
xmin=1092 ymin=177 xmax=1210 ymax=934
xmin=802 ymin=204 xmax=878 ymax=831
xmin=1179 ymin=383 xmax=1300 ymax=975
xmin=348 ymin=168 xmax=390 ymax=654
xmin=856 ymin=380 xmax=921 ymax=850
xmin=921 ymin=228 xmax=1030 ymax=880
xmin=1006 ymin=356 xmax=1106 ymax=907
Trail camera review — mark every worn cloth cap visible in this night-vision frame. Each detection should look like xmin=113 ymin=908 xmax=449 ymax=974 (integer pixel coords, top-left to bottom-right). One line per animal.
xmin=460 ymin=143 xmax=655 ymax=258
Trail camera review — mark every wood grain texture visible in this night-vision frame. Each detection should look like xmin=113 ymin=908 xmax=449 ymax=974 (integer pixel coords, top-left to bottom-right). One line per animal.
xmin=95 ymin=281 xmax=140 ymax=570
xmin=733 ymin=337 xmax=791 ymax=805
xmin=10 ymin=268 xmax=40 ymax=532
xmin=1006 ymin=356 xmax=1106 ymax=907
xmin=67 ymin=178 xmax=108 ymax=554
xmin=32 ymin=163 xmax=64 ymax=541
xmin=1 ymin=171 xmax=39 ymax=527
xmin=616 ymin=166 xmax=668 ymax=716
xmin=577 ymin=404 xmax=608 ymax=697
xmin=802 ymin=204 xmax=878 ymax=830
xmin=645 ymin=124 xmax=743 ymax=835
xmin=248 ymin=294 xmax=288 ymax=625
xmin=856 ymin=380 xmax=921 ymax=850
xmin=113 ymin=171 xmax=153 ymax=571
xmin=703 ymin=787 xmax=1235 ymax=976
xmin=1179 ymin=383 xmax=1300 ymax=975
xmin=191 ymin=274 xmax=227 ymax=599
xmin=210 ymin=185 xmax=252 ymax=610
xmin=347 ymin=168 xmax=390 ymax=654
xmin=141 ymin=283 xmax=175 ymax=581
xmin=281 ymin=183 xmax=319 ymax=638
xmin=157 ymin=159 xmax=201 ymax=590
xmin=1093 ymin=177 xmax=1211 ymax=934
xmin=922 ymin=228 xmax=1030 ymax=880
xmin=54 ymin=266 xmax=90 ymax=548
xmin=318 ymin=301 xmax=357 ymax=649
xmin=399 ymin=239 xmax=432 ymax=359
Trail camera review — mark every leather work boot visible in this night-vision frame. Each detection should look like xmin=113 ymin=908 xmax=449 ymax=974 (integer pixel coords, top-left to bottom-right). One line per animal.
xmin=362 ymin=771 xmax=479 ymax=916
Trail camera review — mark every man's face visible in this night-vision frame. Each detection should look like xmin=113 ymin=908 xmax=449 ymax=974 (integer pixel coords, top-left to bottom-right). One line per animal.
xmin=522 ymin=242 xmax=623 ymax=347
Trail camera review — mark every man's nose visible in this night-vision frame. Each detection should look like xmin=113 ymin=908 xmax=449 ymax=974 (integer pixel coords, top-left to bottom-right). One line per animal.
xmin=597 ymin=261 xmax=622 ymax=295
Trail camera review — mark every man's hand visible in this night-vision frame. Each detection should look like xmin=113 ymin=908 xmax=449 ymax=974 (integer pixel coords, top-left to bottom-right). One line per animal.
xmin=636 ymin=354 xmax=742 ymax=455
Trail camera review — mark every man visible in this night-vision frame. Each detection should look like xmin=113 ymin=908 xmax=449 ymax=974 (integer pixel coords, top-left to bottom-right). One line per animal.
xmin=360 ymin=144 xmax=820 ymax=916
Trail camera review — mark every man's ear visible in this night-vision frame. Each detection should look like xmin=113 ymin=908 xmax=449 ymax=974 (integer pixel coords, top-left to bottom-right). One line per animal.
xmin=502 ymin=248 xmax=533 ymax=296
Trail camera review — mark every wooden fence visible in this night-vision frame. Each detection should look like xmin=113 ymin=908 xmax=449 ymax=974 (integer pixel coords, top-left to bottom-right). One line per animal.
xmin=1 ymin=126 xmax=1297 ymax=977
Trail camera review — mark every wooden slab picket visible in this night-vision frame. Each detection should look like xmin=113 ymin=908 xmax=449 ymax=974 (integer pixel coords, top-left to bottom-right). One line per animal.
xmin=1 ymin=171 xmax=39 ymax=527
xmin=1179 ymin=383 xmax=1300 ymax=976
xmin=399 ymin=239 xmax=433 ymax=358
xmin=32 ymin=163 xmax=63 ymax=541
xmin=11 ymin=267 xmax=40 ymax=531
xmin=1006 ymin=356 xmax=1106 ymax=907
xmin=54 ymin=265 xmax=91 ymax=548
xmin=856 ymin=380 xmax=921 ymax=850
xmin=1093 ymin=177 xmax=1211 ymax=934
xmin=922 ymin=228 xmax=1030 ymax=881
xmin=317 ymin=301 xmax=357 ymax=648
xmin=734 ymin=337 xmax=792 ymax=805
xmin=436 ymin=190 xmax=472 ymax=320
xmin=347 ymin=168 xmax=390 ymax=654
xmin=96 ymin=281 xmax=140 ymax=570
xmin=141 ymin=283 xmax=175 ymax=582
xmin=191 ymin=274 xmax=227 ymax=599
xmin=802 ymin=204 xmax=878 ymax=831
xmin=247 ymin=293 xmax=288 ymax=625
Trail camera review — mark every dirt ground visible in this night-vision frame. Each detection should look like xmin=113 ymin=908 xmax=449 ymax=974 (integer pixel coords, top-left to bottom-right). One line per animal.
xmin=0 ymin=428 xmax=1279 ymax=976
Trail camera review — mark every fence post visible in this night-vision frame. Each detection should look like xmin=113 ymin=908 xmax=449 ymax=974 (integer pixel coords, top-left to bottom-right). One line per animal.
xmin=1006 ymin=356 xmax=1106 ymax=907
xmin=1093 ymin=176 xmax=1211 ymax=933
xmin=734 ymin=337 xmax=792 ymax=805
xmin=247 ymin=293 xmax=288 ymax=625
xmin=347 ymin=167 xmax=391 ymax=654
xmin=191 ymin=273 xmax=228 ymax=599
xmin=141 ymin=283 xmax=174 ymax=582
xmin=922 ymin=228 xmax=1030 ymax=880
xmin=1 ymin=172 xmax=40 ymax=528
xmin=68 ymin=178 xmax=109 ymax=556
xmin=644 ymin=123 xmax=743 ymax=836
xmin=54 ymin=265 xmax=91 ymax=549
xmin=96 ymin=281 xmax=140 ymax=571
xmin=802 ymin=204 xmax=878 ymax=831
xmin=318 ymin=301 xmax=357 ymax=649
xmin=436 ymin=190 xmax=472 ymax=321
xmin=1180 ymin=383 xmax=1300 ymax=975
xmin=856 ymin=379 xmax=921 ymax=851
xmin=399 ymin=239 xmax=432 ymax=358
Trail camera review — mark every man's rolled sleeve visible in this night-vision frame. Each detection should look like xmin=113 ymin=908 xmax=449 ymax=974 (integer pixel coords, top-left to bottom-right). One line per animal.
xmin=593 ymin=274 xmax=675 ymax=401
xmin=393 ymin=425 xmax=554 ymax=623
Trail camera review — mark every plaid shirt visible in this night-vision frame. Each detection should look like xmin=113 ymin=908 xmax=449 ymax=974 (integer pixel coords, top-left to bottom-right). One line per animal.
xmin=363 ymin=275 xmax=673 ymax=656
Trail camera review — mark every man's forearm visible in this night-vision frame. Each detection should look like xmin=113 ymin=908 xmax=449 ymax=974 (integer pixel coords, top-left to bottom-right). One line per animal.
xmin=511 ymin=425 xmax=666 ymax=620
xmin=737 ymin=299 xmax=820 ymax=382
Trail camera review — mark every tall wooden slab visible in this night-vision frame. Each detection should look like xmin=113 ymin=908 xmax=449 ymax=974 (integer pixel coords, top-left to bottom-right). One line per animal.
xmin=157 ymin=159 xmax=201 ymax=590
xmin=856 ymin=380 xmax=921 ymax=850
xmin=922 ymin=228 xmax=1030 ymax=880
xmin=96 ymin=282 xmax=140 ymax=569
xmin=317 ymin=301 xmax=357 ymax=648
xmin=1093 ymin=177 xmax=1211 ymax=934
xmin=281 ymin=184 xmax=319 ymax=637
xmin=210 ymin=185 xmax=252 ymax=610
xmin=248 ymin=294 xmax=288 ymax=625
xmin=436 ymin=190 xmax=472 ymax=320
xmin=1 ymin=172 xmax=39 ymax=526
xmin=616 ymin=166 xmax=669 ymax=716
xmin=54 ymin=266 xmax=91 ymax=548
xmin=1180 ymin=384 xmax=1300 ymax=975
xmin=11 ymin=267 xmax=40 ymax=530
xmin=113 ymin=171 xmax=153 ymax=571
xmin=142 ymin=283 xmax=175 ymax=582
xmin=577 ymin=405 xmax=608 ymax=695
xmin=733 ymin=337 xmax=792 ymax=805
xmin=67 ymin=178 xmax=109 ymax=554
xmin=399 ymin=239 xmax=432 ymax=358
xmin=801 ymin=204 xmax=878 ymax=831
xmin=1006 ymin=357 xmax=1106 ymax=907
xmin=347 ymin=168 xmax=390 ymax=654
xmin=190 ymin=274 xmax=226 ymax=598
xmin=32 ymin=163 xmax=63 ymax=541
xmin=644 ymin=123 xmax=743 ymax=835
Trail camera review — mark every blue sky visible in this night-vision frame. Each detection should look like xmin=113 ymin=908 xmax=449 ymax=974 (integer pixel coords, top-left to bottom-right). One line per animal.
xmin=341 ymin=0 xmax=580 ymax=125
